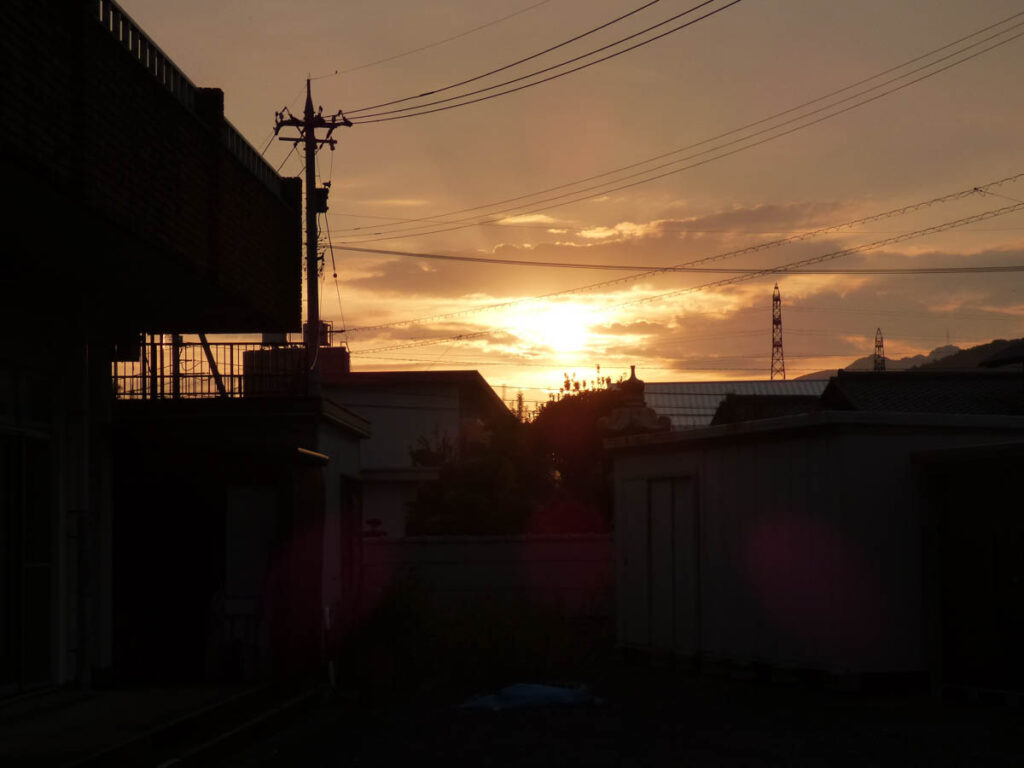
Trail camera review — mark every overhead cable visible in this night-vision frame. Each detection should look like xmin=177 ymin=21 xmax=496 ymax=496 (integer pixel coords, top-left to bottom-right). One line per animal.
xmin=338 ymin=0 xmax=556 ymax=77
xmin=327 ymin=209 xmax=1024 ymax=234
xmin=341 ymin=22 xmax=1024 ymax=242
xmin=338 ymin=11 xmax=1024 ymax=238
xmin=343 ymin=172 xmax=1023 ymax=331
xmin=351 ymin=202 xmax=1024 ymax=353
xmin=616 ymin=203 xmax=1024 ymax=309
xmin=346 ymin=0 xmax=662 ymax=113
xmin=331 ymin=244 xmax=1024 ymax=274
xmin=353 ymin=355 xmax=855 ymax=374
xmin=348 ymin=0 xmax=728 ymax=121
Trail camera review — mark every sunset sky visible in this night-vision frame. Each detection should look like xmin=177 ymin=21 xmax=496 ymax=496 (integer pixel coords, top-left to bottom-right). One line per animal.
xmin=124 ymin=0 xmax=1024 ymax=409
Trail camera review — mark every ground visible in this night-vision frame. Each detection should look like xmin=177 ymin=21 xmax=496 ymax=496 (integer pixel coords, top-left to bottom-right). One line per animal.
xmin=220 ymin=655 xmax=1024 ymax=767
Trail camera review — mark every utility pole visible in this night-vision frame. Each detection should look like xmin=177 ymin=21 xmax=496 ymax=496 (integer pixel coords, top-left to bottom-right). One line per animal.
xmin=770 ymin=283 xmax=786 ymax=381
xmin=874 ymin=328 xmax=886 ymax=372
xmin=274 ymin=79 xmax=351 ymax=392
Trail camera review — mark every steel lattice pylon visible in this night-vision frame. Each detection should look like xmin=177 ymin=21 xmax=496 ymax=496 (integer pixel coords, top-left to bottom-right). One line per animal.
xmin=771 ymin=283 xmax=785 ymax=380
xmin=874 ymin=327 xmax=886 ymax=372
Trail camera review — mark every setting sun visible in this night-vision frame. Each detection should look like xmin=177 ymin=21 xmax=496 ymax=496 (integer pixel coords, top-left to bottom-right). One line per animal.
xmin=507 ymin=302 xmax=593 ymax=355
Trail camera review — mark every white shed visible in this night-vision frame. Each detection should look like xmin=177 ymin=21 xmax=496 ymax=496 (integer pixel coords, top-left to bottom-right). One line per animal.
xmin=611 ymin=403 xmax=1024 ymax=680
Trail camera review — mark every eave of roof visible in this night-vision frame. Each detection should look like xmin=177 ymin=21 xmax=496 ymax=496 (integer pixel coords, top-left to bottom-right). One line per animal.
xmin=606 ymin=409 xmax=1024 ymax=452
xmin=326 ymin=369 xmax=511 ymax=421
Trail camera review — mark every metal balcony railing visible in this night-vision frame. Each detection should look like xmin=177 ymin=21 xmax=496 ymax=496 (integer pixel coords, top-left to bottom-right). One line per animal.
xmin=112 ymin=337 xmax=309 ymax=400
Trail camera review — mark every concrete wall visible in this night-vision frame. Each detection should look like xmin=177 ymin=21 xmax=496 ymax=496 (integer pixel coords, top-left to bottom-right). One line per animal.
xmin=614 ymin=418 xmax=1024 ymax=675
xmin=362 ymin=535 xmax=613 ymax=618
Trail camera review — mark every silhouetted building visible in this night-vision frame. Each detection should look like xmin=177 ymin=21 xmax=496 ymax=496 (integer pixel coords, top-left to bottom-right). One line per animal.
xmin=610 ymin=371 xmax=1024 ymax=691
xmin=112 ymin=396 xmax=367 ymax=683
xmin=322 ymin=369 xmax=513 ymax=538
xmin=710 ymin=393 xmax=821 ymax=425
xmin=1 ymin=1 xmax=308 ymax=692
xmin=644 ymin=380 xmax=828 ymax=430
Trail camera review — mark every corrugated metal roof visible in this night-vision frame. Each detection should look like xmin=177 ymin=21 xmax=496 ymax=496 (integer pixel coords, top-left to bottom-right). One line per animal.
xmin=824 ymin=371 xmax=1024 ymax=415
xmin=644 ymin=380 xmax=829 ymax=430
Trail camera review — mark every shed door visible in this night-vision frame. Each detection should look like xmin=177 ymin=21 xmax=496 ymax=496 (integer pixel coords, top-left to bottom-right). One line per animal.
xmin=649 ymin=478 xmax=699 ymax=655
xmin=672 ymin=478 xmax=699 ymax=656
xmin=649 ymin=480 xmax=674 ymax=651
xmin=618 ymin=479 xmax=649 ymax=647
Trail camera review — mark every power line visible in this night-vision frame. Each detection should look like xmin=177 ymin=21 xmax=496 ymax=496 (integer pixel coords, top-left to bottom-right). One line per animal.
xmin=360 ymin=332 xmax=494 ymax=354
xmin=787 ymin=305 xmax=1016 ymax=321
xmin=329 ymin=243 xmax=1024 ymax=275
xmin=337 ymin=0 xmax=556 ymax=77
xmin=349 ymin=0 xmax=729 ymax=121
xmin=350 ymin=202 xmax=1024 ymax=353
xmin=351 ymin=1 xmax=742 ymax=123
xmin=343 ymin=172 xmax=1024 ymax=332
xmin=275 ymin=143 xmax=299 ymax=173
xmin=354 ymin=355 xmax=849 ymax=374
xmin=347 ymin=0 xmax=661 ymax=113
xmin=338 ymin=12 xmax=1024 ymax=238
xmin=615 ymin=202 xmax=1024 ymax=310
xmin=326 ymin=207 xmax=1024 ymax=234
xmin=342 ymin=23 xmax=1024 ymax=242
xmin=319 ymin=212 xmax=351 ymax=350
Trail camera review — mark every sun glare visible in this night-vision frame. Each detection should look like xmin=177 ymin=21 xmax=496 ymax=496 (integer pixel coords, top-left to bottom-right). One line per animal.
xmin=509 ymin=303 xmax=592 ymax=355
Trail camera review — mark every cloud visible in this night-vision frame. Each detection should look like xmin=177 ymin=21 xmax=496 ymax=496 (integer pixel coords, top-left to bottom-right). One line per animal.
xmin=666 ymin=202 xmax=848 ymax=234
xmin=577 ymin=221 xmax=659 ymax=240
xmin=497 ymin=214 xmax=560 ymax=225
xmin=591 ymin=320 xmax=664 ymax=336
xmin=336 ymin=219 xmax=1024 ymax=376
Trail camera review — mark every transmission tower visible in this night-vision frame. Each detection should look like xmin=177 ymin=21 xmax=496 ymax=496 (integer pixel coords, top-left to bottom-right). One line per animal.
xmin=873 ymin=328 xmax=886 ymax=371
xmin=770 ymin=283 xmax=785 ymax=380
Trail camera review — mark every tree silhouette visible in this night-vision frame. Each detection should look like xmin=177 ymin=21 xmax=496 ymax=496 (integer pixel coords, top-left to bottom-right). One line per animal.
xmin=405 ymin=377 xmax=623 ymax=535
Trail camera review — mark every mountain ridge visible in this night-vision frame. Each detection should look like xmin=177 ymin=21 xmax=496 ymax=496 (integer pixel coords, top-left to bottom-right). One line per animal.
xmin=794 ymin=338 xmax=1023 ymax=380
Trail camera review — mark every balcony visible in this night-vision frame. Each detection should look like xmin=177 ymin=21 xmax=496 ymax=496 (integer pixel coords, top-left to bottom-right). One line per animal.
xmin=112 ymin=336 xmax=309 ymax=400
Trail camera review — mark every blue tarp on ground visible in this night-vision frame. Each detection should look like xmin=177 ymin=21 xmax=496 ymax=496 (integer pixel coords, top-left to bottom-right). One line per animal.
xmin=460 ymin=684 xmax=595 ymax=711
